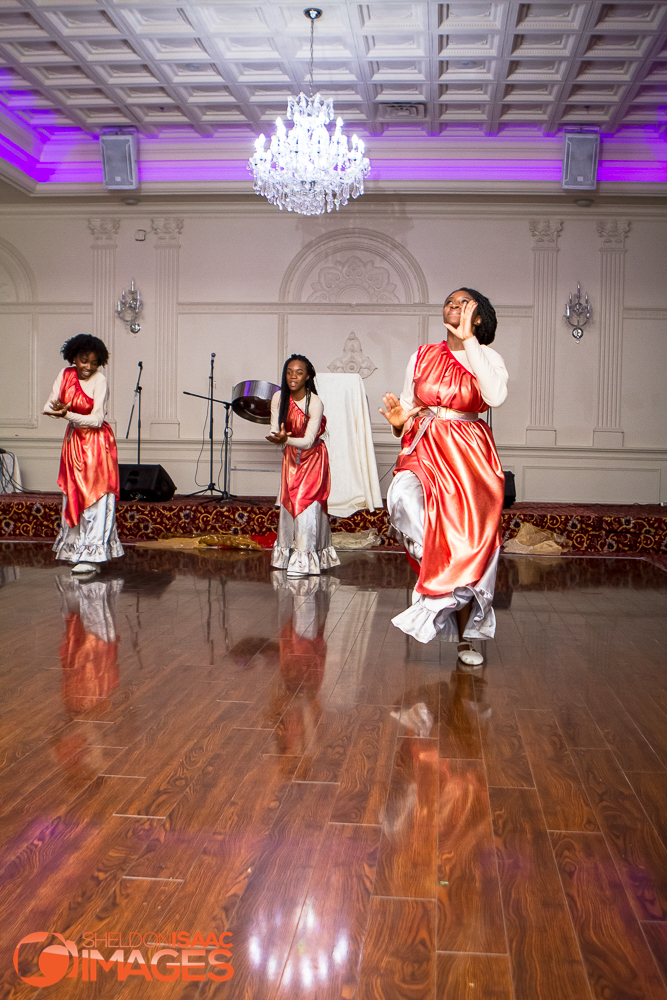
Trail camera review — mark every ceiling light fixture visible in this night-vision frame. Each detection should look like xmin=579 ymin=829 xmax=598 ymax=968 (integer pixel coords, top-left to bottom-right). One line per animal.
xmin=248 ymin=7 xmax=370 ymax=215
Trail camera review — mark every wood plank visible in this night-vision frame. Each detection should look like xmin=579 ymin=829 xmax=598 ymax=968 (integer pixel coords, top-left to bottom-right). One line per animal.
xmin=293 ymin=701 xmax=362 ymax=783
xmin=626 ymin=772 xmax=667 ymax=852
xmin=374 ymin=737 xmax=439 ymax=899
xmin=551 ymin=702 xmax=608 ymax=750
xmin=552 ymin=831 xmax=666 ymax=1000
xmin=516 ymin=710 xmax=598 ymax=832
xmin=110 ymin=700 xmax=249 ymax=818
xmin=436 ymin=953 xmax=513 ymax=1000
xmin=126 ymin=727 xmax=270 ymax=879
xmin=490 ymin=785 xmax=591 ymax=1000
xmin=572 ymin=748 xmax=667 ymax=921
xmin=331 ymin=703 xmax=399 ymax=825
xmin=439 ymin=671 xmax=481 ymax=760
xmin=475 ymin=682 xmax=534 ymax=788
xmin=0 ymin=745 xmax=124 ymax=864
xmin=356 ymin=897 xmax=435 ymax=1000
xmin=581 ymin=679 xmax=664 ymax=773
xmin=275 ymin=823 xmax=382 ymax=1000
xmin=643 ymin=923 xmax=667 ymax=990
xmin=197 ymin=781 xmax=337 ymax=1000
xmin=436 ymin=758 xmax=506 ymax=955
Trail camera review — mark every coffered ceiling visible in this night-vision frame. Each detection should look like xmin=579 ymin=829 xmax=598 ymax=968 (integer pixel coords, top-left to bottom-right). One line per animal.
xmin=0 ymin=1 xmax=666 ymax=141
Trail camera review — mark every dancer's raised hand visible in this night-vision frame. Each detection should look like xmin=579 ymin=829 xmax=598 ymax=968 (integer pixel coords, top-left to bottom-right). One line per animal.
xmin=379 ymin=393 xmax=421 ymax=432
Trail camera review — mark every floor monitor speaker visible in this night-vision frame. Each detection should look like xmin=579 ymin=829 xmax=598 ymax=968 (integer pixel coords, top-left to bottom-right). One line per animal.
xmin=100 ymin=132 xmax=138 ymax=190
xmin=119 ymin=464 xmax=176 ymax=502
xmin=503 ymin=470 xmax=516 ymax=509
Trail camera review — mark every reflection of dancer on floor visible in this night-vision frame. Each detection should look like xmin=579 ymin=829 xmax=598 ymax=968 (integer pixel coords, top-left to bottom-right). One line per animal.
xmin=380 ymin=289 xmax=508 ymax=663
xmin=43 ymin=334 xmax=124 ymax=576
xmin=266 ymin=354 xmax=340 ymax=577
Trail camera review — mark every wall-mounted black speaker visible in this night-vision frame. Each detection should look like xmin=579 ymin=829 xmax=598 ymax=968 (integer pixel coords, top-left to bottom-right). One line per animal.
xmin=100 ymin=132 xmax=138 ymax=190
xmin=119 ymin=464 xmax=176 ymax=502
xmin=562 ymin=131 xmax=599 ymax=190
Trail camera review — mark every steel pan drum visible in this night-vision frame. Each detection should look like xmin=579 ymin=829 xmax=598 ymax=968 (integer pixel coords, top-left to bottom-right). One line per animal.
xmin=231 ymin=379 xmax=280 ymax=424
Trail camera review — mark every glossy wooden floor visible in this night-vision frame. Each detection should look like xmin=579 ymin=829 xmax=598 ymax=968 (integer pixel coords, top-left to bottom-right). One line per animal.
xmin=1 ymin=544 xmax=667 ymax=1000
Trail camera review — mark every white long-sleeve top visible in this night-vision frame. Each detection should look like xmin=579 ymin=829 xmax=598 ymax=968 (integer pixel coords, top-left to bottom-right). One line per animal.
xmin=42 ymin=367 xmax=108 ymax=429
xmin=399 ymin=339 xmax=508 ymax=414
xmin=270 ymin=390 xmax=324 ymax=450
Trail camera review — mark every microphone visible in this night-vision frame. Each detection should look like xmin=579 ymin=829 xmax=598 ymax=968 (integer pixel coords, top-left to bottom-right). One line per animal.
xmin=211 ymin=352 xmax=216 ymax=359
xmin=138 ymin=361 xmax=143 ymax=369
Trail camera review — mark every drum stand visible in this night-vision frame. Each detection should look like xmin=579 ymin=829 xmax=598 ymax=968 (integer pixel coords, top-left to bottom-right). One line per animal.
xmin=183 ymin=353 xmax=235 ymax=502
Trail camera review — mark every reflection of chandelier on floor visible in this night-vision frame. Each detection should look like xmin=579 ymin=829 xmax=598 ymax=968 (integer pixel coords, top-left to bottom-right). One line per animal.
xmin=248 ymin=8 xmax=370 ymax=216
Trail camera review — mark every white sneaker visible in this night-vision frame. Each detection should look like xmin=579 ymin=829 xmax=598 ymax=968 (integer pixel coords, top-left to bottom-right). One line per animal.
xmin=71 ymin=562 xmax=100 ymax=575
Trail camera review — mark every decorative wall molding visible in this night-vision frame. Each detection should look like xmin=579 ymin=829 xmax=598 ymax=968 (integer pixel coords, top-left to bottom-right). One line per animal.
xmin=328 ymin=332 xmax=377 ymax=378
xmin=177 ymin=302 xmax=533 ymax=317
xmin=596 ymin=220 xmax=631 ymax=249
xmin=526 ymin=218 xmax=562 ymax=446
xmin=278 ymin=229 xmax=429 ymax=373
xmin=0 ymin=236 xmax=36 ymax=303
xmin=594 ymin=219 xmax=630 ymax=447
xmin=151 ymin=217 xmax=183 ymax=438
xmin=528 ymin=219 xmax=563 ymax=248
xmin=150 ymin=217 xmax=184 ymax=246
xmin=308 ymin=257 xmax=400 ymax=305
xmin=0 ymin=318 xmax=36 ymax=428
xmin=87 ymin=217 xmax=120 ymax=246
xmin=88 ymin=217 xmax=119 ymax=425
xmin=5 ymin=435 xmax=666 ymax=503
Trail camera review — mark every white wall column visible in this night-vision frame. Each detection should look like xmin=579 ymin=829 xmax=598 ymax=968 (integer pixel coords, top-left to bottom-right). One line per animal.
xmin=88 ymin=216 xmax=119 ymax=429
xmin=150 ymin=216 xmax=183 ymax=439
xmin=593 ymin=220 xmax=630 ymax=448
xmin=525 ymin=219 xmax=562 ymax=445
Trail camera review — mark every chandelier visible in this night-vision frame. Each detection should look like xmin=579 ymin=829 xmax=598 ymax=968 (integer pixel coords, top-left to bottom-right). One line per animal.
xmin=248 ymin=8 xmax=370 ymax=216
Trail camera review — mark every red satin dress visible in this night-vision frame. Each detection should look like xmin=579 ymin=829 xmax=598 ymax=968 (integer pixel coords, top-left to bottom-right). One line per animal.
xmin=57 ymin=367 xmax=119 ymax=527
xmin=280 ymin=397 xmax=331 ymax=517
xmin=395 ymin=342 xmax=505 ymax=599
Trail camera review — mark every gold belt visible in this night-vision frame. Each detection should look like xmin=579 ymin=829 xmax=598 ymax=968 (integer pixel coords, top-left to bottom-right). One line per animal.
xmin=429 ymin=406 xmax=478 ymax=421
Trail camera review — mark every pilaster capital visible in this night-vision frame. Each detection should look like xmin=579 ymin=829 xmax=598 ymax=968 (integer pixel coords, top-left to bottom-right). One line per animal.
xmin=88 ymin=217 xmax=120 ymax=246
xmin=529 ymin=219 xmax=562 ymax=249
xmin=596 ymin=219 xmax=631 ymax=249
xmin=151 ymin=217 xmax=184 ymax=246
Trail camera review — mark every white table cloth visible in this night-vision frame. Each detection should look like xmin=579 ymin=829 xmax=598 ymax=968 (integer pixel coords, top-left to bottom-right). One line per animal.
xmin=315 ymin=373 xmax=382 ymax=517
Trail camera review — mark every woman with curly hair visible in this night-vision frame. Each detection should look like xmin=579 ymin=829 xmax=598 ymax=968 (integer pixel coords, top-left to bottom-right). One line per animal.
xmin=266 ymin=354 xmax=339 ymax=576
xmin=380 ymin=288 xmax=508 ymax=662
xmin=43 ymin=334 xmax=123 ymax=575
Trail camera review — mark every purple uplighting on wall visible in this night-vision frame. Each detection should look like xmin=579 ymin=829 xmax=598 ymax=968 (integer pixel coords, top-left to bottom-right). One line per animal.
xmin=1 ymin=121 xmax=666 ymax=189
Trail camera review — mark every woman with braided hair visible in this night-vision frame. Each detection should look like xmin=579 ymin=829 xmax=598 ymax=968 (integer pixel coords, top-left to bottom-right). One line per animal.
xmin=266 ymin=354 xmax=340 ymax=576
xmin=380 ymin=288 xmax=508 ymax=662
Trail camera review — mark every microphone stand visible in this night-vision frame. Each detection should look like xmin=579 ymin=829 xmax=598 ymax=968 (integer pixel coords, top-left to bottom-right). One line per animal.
xmin=183 ymin=353 xmax=235 ymax=501
xmin=125 ymin=361 xmax=143 ymax=465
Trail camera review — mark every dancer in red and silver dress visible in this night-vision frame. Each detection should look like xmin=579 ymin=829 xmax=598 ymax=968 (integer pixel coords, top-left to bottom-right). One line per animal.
xmin=380 ymin=289 xmax=508 ymax=663
xmin=267 ymin=354 xmax=339 ymax=577
xmin=43 ymin=334 xmax=123 ymax=575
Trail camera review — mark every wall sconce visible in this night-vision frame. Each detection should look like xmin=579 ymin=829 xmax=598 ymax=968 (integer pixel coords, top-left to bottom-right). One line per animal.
xmin=116 ymin=279 xmax=142 ymax=334
xmin=565 ymin=284 xmax=591 ymax=341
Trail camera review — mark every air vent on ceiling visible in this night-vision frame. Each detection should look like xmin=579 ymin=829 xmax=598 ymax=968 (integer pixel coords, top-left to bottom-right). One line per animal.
xmin=380 ymin=103 xmax=427 ymax=119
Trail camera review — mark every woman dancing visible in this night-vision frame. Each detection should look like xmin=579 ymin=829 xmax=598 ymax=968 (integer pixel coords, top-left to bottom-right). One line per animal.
xmin=266 ymin=354 xmax=339 ymax=577
xmin=380 ymin=289 xmax=508 ymax=663
xmin=43 ymin=334 xmax=123 ymax=575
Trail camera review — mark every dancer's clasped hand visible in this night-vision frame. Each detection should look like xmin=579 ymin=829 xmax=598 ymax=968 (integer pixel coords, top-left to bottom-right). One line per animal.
xmin=378 ymin=393 xmax=421 ymax=432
